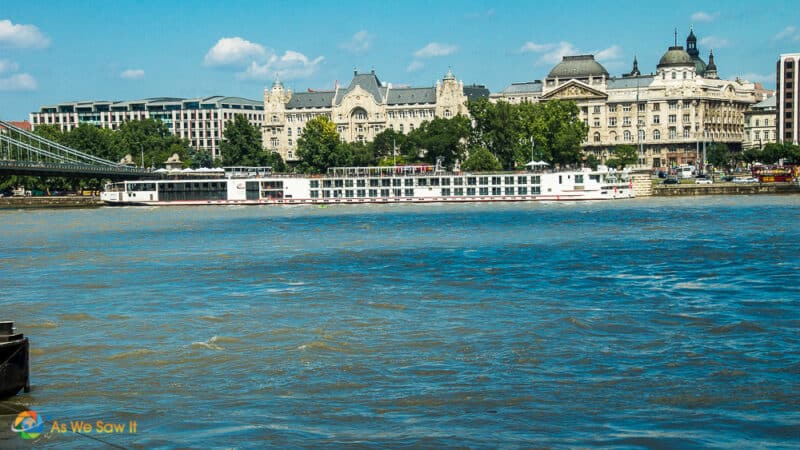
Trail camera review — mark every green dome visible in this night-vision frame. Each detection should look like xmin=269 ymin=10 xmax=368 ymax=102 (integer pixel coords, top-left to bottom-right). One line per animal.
xmin=658 ymin=46 xmax=693 ymax=67
xmin=547 ymin=55 xmax=609 ymax=79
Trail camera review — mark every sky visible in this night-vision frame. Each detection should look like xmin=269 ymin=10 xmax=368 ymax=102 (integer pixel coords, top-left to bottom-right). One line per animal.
xmin=1 ymin=0 xmax=799 ymax=121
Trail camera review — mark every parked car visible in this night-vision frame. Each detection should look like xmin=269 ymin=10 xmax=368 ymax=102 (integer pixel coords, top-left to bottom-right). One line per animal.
xmin=732 ymin=177 xmax=759 ymax=184
xmin=695 ymin=178 xmax=713 ymax=184
xmin=663 ymin=177 xmax=680 ymax=185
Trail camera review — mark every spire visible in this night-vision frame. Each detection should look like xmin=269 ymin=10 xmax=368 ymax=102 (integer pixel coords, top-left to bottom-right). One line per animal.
xmin=686 ymin=26 xmax=699 ymax=57
xmin=706 ymin=49 xmax=718 ymax=79
xmin=674 ymin=28 xmax=678 ymax=46
xmin=629 ymin=55 xmax=640 ymax=76
xmin=272 ymin=74 xmax=283 ymax=89
xmin=444 ymin=66 xmax=455 ymax=80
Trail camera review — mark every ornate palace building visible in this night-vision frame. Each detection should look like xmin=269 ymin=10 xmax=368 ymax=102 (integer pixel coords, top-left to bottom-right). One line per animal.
xmin=263 ymin=69 xmax=470 ymax=161
xmin=492 ymin=29 xmax=760 ymax=169
xmin=744 ymin=96 xmax=777 ymax=149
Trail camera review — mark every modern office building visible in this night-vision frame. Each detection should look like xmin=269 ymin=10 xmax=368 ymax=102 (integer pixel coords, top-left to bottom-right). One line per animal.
xmin=777 ymin=53 xmax=800 ymax=144
xmin=262 ymin=69 xmax=470 ymax=161
xmin=30 ymin=97 xmax=264 ymax=159
xmin=744 ymin=96 xmax=777 ymax=149
xmin=492 ymin=29 xmax=759 ymax=169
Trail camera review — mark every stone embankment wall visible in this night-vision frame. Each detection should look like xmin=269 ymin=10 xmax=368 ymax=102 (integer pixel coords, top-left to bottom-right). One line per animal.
xmin=653 ymin=183 xmax=800 ymax=196
xmin=0 ymin=196 xmax=102 ymax=209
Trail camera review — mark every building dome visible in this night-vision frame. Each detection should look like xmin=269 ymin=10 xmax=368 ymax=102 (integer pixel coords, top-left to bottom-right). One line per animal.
xmin=547 ymin=55 xmax=609 ymax=79
xmin=658 ymin=46 xmax=693 ymax=67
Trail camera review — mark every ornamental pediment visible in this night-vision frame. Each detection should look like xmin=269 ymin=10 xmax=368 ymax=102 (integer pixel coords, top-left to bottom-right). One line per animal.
xmin=542 ymin=81 xmax=608 ymax=100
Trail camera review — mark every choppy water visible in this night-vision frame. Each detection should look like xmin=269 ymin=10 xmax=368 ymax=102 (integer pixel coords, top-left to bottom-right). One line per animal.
xmin=1 ymin=196 xmax=799 ymax=448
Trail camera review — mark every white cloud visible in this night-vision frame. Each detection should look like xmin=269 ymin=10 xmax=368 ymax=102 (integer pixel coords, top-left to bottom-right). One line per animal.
xmin=0 ymin=19 xmax=50 ymax=49
xmin=738 ymin=72 xmax=774 ymax=83
xmin=0 ymin=73 xmax=37 ymax=91
xmin=699 ymin=36 xmax=729 ymax=49
xmin=0 ymin=59 xmax=19 ymax=74
xmin=204 ymin=37 xmax=266 ymax=67
xmin=120 ymin=69 xmax=145 ymax=80
xmin=406 ymin=60 xmax=424 ymax=72
xmin=691 ymin=11 xmax=718 ymax=23
xmin=239 ymin=50 xmax=324 ymax=80
xmin=521 ymin=40 xmax=622 ymax=66
xmin=774 ymin=26 xmax=800 ymax=41
xmin=341 ymin=30 xmax=373 ymax=53
xmin=520 ymin=42 xmax=552 ymax=53
xmin=595 ymin=45 xmax=622 ymax=62
xmin=521 ymin=41 xmax=580 ymax=65
xmin=414 ymin=42 xmax=458 ymax=59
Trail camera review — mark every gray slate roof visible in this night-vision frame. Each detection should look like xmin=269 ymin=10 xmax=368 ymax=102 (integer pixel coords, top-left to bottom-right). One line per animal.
xmin=548 ymin=55 xmax=609 ymax=79
xmin=607 ymin=76 xmax=655 ymax=89
xmin=333 ymin=72 xmax=386 ymax=105
xmin=287 ymin=91 xmax=336 ymax=109
xmin=751 ymin=96 xmax=775 ymax=110
xmin=500 ymin=81 xmax=543 ymax=94
xmin=387 ymin=87 xmax=436 ymax=104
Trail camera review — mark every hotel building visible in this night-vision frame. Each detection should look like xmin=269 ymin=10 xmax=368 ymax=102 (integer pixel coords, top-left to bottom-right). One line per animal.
xmin=493 ymin=29 xmax=759 ymax=169
xmin=30 ymin=96 xmax=264 ymax=159
xmin=263 ymin=69 xmax=471 ymax=161
xmin=777 ymin=53 xmax=800 ymax=144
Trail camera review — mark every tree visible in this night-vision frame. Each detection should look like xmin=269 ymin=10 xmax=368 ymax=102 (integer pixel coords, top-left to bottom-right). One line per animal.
xmin=606 ymin=144 xmax=638 ymax=169
xmin=706 ymin=142 xmax=731 ymax=169
xmin=263 ymin=151 xmax=287 ymax=172
xmin=188 ymin=149 xmax=214 ymax=169
xmin=296 ymin=116 xmax=350 ymax=173
xmin=532 ymin=100 xmax=588 ymax=169
xmin=33 ymin=124 xmax=66 ymax=144
xmin=64 ymin=124 xmax=115 ymax=161
xmin=584 ymin=154 xmax=600 ymax=170
xmin=350 ymin=142 xmax=376 ymax=167
xmin=371 ymin=129 xmax=407 ymax=161
xmin=469 ymin=99 xmax=523 ymax=169
xmin=409 ymin=116 xmax=470 ymax=168
xmin=461 ymin=146 xmax=502 ymax=171
xmin=220 ymin=114 xmax=267 ymax=167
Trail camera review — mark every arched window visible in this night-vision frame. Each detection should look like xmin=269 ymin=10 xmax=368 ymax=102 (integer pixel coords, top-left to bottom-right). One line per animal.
xmin=593 ymin=132 xmax=601 ymax=142
xmin=653 ymin=130 xmax=661 ymax=140
xmin=638 ymin=129 xmax=645 ymax=141
xmin=623 ymin=130 xmax=632 ymax=141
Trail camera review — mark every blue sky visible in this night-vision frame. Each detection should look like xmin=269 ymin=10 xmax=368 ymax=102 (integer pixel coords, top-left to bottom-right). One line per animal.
xmin=1 ymin=0 xmax=799 ymax=120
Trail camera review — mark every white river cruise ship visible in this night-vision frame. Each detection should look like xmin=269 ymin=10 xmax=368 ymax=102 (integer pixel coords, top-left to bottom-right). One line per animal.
xmin=101 ymin=164 xmax=634 ymax=206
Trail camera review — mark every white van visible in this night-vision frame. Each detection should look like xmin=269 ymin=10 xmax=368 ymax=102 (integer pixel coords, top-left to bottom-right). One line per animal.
xmin=677 ymin=165 xmax=695 ymax=179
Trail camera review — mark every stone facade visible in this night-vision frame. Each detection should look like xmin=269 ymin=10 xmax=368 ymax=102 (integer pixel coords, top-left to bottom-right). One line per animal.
xmin=263 ymin=69 xmax=469 ymax=161
xmin=744 ymin=96 xmax=777 ymax=149
xmin=492 ymin=30 xmax=759 ymax=169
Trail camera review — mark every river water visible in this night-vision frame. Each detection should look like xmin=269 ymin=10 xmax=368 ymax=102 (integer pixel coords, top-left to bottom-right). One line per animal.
xmin=1 ymin=196 xmax=798 ymax=448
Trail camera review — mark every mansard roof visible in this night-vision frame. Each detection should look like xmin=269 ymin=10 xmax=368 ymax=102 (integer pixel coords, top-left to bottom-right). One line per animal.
xmin=286 ymin=91 xmax=336 ymax=109
xmin=607 ymin=75 xmax=656 ymax=89
xmin=499 ymin=81 xmax=543 ymax=94
xmin=333 ymin=72 xmax=386 ymax=105
xmin=387 ymin=87 xmax=436 ymax=104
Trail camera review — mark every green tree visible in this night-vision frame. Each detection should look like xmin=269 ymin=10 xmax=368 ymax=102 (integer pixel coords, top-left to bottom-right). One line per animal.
xmin=350 ymin=142 xmax=376 ymax=167
xmin=606 ymin=144 xmax=638 ymax=169
xmin=111 ymin=118 xmax=191 ymax=168
xmin=371 ymin=129 xmax=407 ymax=161
xmin=296 ymin=116 xmax=350 ymax=173
xmin=220 ymin=114 xmax=267 ymax=167
xmin=584 ymin=154 xmax=600 ymax=170
xmin=461 ymin=146 xmax=502 ymax=171
xmin=409 ymin=116 xmax=471 ymax=168
xmin=532 ymin=100 xmax=588 ymax=169
xmin=469 ymin=99 xmax=523 ymax=169
xmin=706 ymin=142 xmax=731 ymax=169
xmin=741 ymin=147 xmax=762 ymax=165
xmin=63 ymin=124 xmax=115 ymax=161
xmin=263 ymin=151 xmax=287 ymax=172
xmin=188 ymin=149 xmax=214 ymax=169
xmin=33 ymin=124 xmax=66 ymax=144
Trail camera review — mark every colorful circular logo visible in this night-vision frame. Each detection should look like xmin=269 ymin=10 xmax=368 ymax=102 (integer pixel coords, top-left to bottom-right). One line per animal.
xmin=11 ymin=410 xmax=44 ymax=439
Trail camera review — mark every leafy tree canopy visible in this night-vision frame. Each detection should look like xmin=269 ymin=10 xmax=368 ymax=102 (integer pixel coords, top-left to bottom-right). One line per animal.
xmin=606 ymin=144 xmax=638 ymax=169
xmin=296 ymin=116 xmax=348 ymax=173
xmin=220 ymin=114 xmax=267 ymax=167
xmin=461 ymin=146 xmax=502 ymax=172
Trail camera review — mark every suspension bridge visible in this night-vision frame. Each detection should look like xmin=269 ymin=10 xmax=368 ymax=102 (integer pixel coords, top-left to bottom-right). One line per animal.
xmin=0 ymin=120 xmax=153 ymax=179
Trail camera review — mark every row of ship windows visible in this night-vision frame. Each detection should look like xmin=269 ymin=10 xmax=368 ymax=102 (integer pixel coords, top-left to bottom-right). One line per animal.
xmin=310 ymin=176 xmax=543 ymax=189
xmin=309 ymin=187 xmax=543 ymax=198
